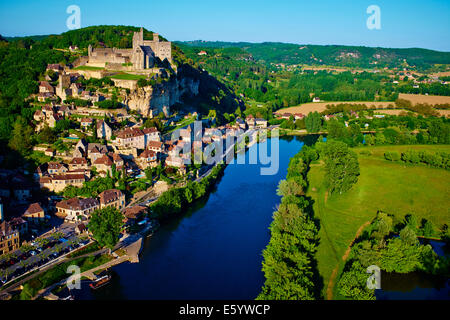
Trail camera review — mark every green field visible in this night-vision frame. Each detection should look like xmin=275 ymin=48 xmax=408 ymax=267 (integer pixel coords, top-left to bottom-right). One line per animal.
xmin=306 ymin=144 xmax=450 ymax=299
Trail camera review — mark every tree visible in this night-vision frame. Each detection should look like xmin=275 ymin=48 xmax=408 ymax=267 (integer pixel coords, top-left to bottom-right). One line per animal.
xmin=320 ymin=141 xmax=360 ymax=195
xmin=145 ymin=167 xmax=153 ymax=181
xmin=305 ymin=112 xmax=321 ymax=133
xmin=399 ymin=226 xmax=418 ymax=246
xmin=88 ymin=207 xmax=123 ymax=250
xmin=8 ymin=116 xmax=34 ymax=155
xmin=338 ymin=261 xmax=375 ymax=300
xmin=326 ymin=119 xmax=346 ymax=139
xmin=36 ymin=125 xmax=57 ymax=144
xmin=422 ymin=220 xmax=435 ymax=238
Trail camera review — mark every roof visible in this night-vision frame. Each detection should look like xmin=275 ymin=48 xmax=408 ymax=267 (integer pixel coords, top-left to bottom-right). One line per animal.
xmin=98 ymin=189 xmax=123 ymax=205
xmin=23 ymin=203 xmax=44 ymax=215
xmin=76 ymin=223 xmax=86 ymax=232
xmin=96 ymin=120 xmax=110 ymax=129
xmin=94 ymin=155 xmax=113 ymax=166
xmin=39 ymin=176 xmax=52 ymax=184
xmin=80 ymin=118 xmax=93 ymax=124
xmin=116 ymin=127 xmax=145 ymax=139
xmin=69 ymin=157 xmax=87 ymax=165
xmin=110 ymin=153 xmax=123 ymax=162
xmin=48 ymin=162 xmax=66 ymax=170
xmin=142 ymin=127 xmax=158 ymax=134
xmin=9 ymin=217 xmax=27 ymax=228
xmin=139 ymin=149 xmax=156 ymax=159
xmin=123 ymin=205 xmax=147 ymax=220
xmin=39 ymin=81 xmax=54 ymax=92
xmin=147 ymin=140 xmax=163 ymax=149
xmin=56 ymin=197 xmax=99 ymax=211
xmin=52 ymin=174 xmax=85 ymax=181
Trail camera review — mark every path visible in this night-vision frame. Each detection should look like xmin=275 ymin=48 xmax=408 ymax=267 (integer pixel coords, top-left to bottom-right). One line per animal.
xmin=35 ymin=237 xmax=143 ymax=300
xmin=0 ymin=247 xmax=107 ymax=297
xmin=326 ymin=220 xmax=371 ymax=300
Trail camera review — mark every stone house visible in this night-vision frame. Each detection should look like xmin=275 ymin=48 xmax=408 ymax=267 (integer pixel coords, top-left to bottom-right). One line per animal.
xmin=39 ymin=81 xmax=54 ymax=94
xmin=0 ymin=221 xmax=20 ymax=256
xmin=255 ymin=118 xmax=268 ymax=128
xmin=96 ymin=120 xmax=112 ymax=140
xmin=69 ymin=157 xmax=89 ymax=171
xmin=56 ymin=197 xmax=99 ymax=222
xmin=93 ymin=155 xmax=114 ymax=176
xmin=80 ymin=118 xmax=93 ymax=129
xmin=98 ymin=189 xmax=125 ymax=210
xmin=87 ymin=144 xmax=108 ymax=162
xmin=137 ymin=149 xmax=158 ymax=169
xmin=22 ymin=203 xmax=45 ymax=221
xmin=146 ymin=140 xmax=164 ymax=153
xmin=47 ymin=162 xmax=68 ymax=175
xmin=40 ymin=173 xmax=86 ymax=193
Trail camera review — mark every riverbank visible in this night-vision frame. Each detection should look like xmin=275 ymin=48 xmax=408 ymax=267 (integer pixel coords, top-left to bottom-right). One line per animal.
xmin=67 ymin=136 xmax=306 ymax=299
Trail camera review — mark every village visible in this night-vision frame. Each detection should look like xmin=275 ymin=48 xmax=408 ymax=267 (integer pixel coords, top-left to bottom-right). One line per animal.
xmin=0 ymin=54 xmax=273 ymax=289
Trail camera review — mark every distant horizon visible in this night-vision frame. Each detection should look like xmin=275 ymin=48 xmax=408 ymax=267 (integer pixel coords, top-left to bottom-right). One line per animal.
xmin=2 ymin=29 xmax=450 ymax=54
xmin=1 ymin=0 xmax=449 ymax=51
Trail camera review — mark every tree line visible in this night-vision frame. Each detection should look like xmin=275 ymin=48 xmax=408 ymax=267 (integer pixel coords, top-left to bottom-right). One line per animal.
xmin=384 ymin=150 xmax=450 ymax=169
xmin=257 ymin=146 xmax=321 ymax=299
xmin=338 ymin=212 xmax=450 ymax=300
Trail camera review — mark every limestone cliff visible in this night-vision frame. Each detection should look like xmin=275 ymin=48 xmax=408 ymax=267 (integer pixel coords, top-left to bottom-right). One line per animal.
xmin=125 ymin=76 xmax=199 ymax=118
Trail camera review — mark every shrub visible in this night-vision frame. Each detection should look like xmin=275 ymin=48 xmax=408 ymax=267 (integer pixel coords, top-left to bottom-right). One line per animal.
xmin=384 ymin=151 xmax=400 ymax=161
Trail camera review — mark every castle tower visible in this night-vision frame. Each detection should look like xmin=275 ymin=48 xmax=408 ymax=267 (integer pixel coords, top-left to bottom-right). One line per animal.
xmin=132 ymin=28 xmax=144 ymax=49
xmin=153 ymin=33 xmax=159 ymax=42
xmin=88 ymin=44 xmax=92 ymax=57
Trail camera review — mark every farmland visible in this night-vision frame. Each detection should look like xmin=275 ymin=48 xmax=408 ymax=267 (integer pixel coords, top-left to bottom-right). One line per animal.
xmin=275 ymin=101 xmax=396 ymax=115
xmin=398 ymin=93 xmax=450 ymax=105
xmin=306 ymin=144 xmax=450 ymax=299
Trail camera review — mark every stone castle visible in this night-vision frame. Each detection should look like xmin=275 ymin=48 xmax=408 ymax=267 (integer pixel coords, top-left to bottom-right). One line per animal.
xmin=87 ymin=28 xmax=172 ymax=70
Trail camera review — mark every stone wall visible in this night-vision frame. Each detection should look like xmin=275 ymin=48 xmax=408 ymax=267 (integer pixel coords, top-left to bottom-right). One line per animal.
xmin=111 ymin=78 xmax=138 ymax=90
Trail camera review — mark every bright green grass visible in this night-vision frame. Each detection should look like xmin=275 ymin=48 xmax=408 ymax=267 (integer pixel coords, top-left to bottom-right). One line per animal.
xmin=109 ymin=73 xmax=147 ymax=80
xmin=73 ymin=66 xmax=104 ymax=71
xmin=307 ymin=144 xmax=450 ymax=299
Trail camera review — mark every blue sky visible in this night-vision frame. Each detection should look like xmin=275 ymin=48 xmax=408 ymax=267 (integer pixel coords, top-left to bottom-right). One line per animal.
xmin=0 ymin=0 xmax=449 ymax=51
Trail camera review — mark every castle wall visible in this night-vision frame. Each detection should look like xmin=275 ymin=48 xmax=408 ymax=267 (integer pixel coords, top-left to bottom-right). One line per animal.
xmin=86 ymin=28 xmax=172 ymax=71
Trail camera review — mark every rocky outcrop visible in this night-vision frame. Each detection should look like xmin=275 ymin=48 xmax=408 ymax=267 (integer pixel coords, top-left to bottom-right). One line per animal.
xmin=125 ymin=76 xmax=199 ymax=118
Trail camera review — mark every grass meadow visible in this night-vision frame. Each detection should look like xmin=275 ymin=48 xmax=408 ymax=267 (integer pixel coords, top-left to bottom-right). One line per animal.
xmin=306 ymin=144 xmax=450 ymax=299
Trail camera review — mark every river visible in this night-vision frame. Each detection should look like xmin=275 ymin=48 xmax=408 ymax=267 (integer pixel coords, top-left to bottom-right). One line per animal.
xmin=72 ymin=135 xmax=449 ymax=300
xmin=75 ymin=136 xmax=308 ymax=300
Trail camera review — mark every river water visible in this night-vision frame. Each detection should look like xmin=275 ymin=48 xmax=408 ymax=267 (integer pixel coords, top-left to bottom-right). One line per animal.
xmin=75 ymin=136 xmax=307 ymax=300
xmin=72 ymin=135 xmax=449 ymax=300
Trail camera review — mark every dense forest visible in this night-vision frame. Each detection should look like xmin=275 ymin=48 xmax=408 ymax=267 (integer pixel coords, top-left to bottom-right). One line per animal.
xmin=178 ymin=42 xmax=450 ymax=118
xmin=180 ymin=41 xmax=450 ymax=71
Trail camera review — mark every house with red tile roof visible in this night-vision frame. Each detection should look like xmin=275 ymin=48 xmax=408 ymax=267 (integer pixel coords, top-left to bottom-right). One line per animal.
xmin=22 ymin=203 xmax=45 ymax=220
xmin=98 ymin=189 xmax=125 ymax=210
xmin=56 ymin=197 xmax=99 ymax=222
